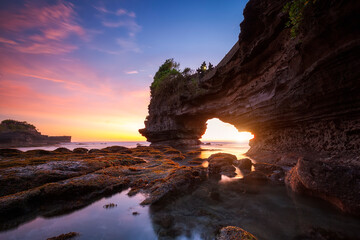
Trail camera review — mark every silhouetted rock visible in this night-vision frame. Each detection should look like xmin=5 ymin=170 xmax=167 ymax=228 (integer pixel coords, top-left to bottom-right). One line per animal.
xmin=0 ymin=120 xmax=71 ymax=148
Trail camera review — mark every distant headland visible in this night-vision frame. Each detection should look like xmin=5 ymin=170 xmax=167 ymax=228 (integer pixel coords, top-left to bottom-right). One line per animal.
xmin=0 ymin=120 xmax=71 ymax=148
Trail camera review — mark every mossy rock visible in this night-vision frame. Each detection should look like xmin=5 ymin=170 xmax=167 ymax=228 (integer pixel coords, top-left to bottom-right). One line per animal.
xmin=73 ymin=148 xmax=88 ymax=154
xmin=25 ymin=149 xmax=53 ymax=156
xmin=217 ymin=226 xmax=257 ymax=240
xmin=0 ymin=148 xmax=23 ymax=157
xmin=53 ymin=148 xmax=72 ymax=154
xmin=102 ymin=146 xmax=132 ymax=154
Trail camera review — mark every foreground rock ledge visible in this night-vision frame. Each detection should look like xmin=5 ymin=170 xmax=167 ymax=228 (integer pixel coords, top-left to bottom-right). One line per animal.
xmin=139 ymin=0 xmax=360 ymax=215
xmin=217 ymin=226 xmax=257 ymax=240
xmin=0 ymin=146 xmax=206 ymax=230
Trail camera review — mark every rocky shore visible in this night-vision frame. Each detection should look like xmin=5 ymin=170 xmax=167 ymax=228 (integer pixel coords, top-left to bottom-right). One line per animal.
xmin=0 ymin=146 xmax=278 ymax=236
xmin=1 ymin=145 xmax=359 ymax=239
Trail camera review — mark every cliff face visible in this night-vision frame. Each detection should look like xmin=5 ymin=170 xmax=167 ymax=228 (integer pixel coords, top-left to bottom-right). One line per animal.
xmin=140 ymin=0 xmax=360 ymax=214
xmin=141 ymin=0 xmax=360 ymax=153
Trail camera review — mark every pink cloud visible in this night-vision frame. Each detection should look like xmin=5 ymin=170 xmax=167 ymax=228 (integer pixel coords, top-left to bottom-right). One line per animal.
xmin=126 ymin=71 xmax=139 ymax=74
xmin=116 ymin=9 xmax=127 ymax=15
xmin=0 ymin=1 xmax=85 ymax=55
xmin=128 ymin=12 xmax=136 ymax=18
xmin=116 ymin=8 xmax=136 ymax=18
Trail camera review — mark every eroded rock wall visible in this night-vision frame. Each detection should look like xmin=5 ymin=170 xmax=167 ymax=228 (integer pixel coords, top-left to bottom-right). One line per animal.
xmin=140 ymin=0 xmax=360 ymax=153
xmin=140 ymin=0 xmax=360 ymax=214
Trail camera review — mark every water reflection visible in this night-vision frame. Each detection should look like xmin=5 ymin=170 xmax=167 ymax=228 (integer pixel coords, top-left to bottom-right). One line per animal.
xmin=0 ymin=189 xmax=157 ymax=240
xmin=1 ymin=173 xmax=360 ymax=240
xmin=149 ymin=179 xmax=360 ymax=240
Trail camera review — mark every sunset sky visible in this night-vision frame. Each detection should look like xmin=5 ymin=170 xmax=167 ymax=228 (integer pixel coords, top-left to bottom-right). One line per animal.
xmin=0 ymin=0 xmax=249 ymax=142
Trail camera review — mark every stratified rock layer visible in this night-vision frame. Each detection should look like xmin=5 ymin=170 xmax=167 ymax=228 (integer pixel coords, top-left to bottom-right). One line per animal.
xmin=140 ymin=0 xmax=360 ymax=214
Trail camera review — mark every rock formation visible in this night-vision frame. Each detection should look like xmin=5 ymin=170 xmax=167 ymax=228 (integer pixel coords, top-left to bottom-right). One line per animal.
xmin=140 ymin=0 xmax=360 ymax=214
xmin=0 ymin=120 xmax=71 ymax=147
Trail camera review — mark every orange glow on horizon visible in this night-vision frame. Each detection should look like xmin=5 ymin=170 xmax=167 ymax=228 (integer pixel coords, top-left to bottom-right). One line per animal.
xmin=17 ymin=116 xmax=148 ymax=142
xmin=201 ymin=118 xmax=254 ymax=143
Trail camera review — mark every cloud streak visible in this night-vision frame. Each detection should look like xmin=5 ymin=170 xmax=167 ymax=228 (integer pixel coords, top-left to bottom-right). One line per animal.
xmin=0 ymin=1 xmax=85 ymax=54
xmin=126 ymin=71 xmax=139 ymax=74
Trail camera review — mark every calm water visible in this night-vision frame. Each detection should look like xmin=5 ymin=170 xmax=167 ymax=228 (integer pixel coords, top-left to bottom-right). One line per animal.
xmin=15 ymin=141 xmax=151 ymax=152
xmin=0 ymin=190 xmax=157 ymax=240
xmin=2 ymin=141 xmax=360 ymax=239
xmin=15 ymin=141 xmax=251 ymax=159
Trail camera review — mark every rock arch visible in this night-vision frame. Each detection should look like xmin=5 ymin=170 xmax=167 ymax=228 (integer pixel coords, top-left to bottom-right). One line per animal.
xmin=140 ymin=0 xmax=360 ymax=158
xmin=139 ymin=0 xmax=360 ymax=215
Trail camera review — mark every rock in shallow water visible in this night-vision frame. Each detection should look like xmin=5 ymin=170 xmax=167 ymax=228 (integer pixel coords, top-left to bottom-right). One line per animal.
xmin=207 ymin=153 xmax=237 ymax=178
xmin=285 ymin=156 xmax=360 ymax=216
xmin=235 ymin=158 xmax=252 ymax=172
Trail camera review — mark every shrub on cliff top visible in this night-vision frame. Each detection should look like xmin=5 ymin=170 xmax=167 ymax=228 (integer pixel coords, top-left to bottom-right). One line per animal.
xmin=151 ymin=59 xmax=181 ymax=91
xmin=150 ymin=59 xmax=211 ymax=101
xmin=0 ymin=119 xmax=37 ymax=133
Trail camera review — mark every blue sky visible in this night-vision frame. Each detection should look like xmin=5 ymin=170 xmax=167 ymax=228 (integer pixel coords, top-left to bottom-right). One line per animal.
xmin=0 ymin=0 xmax=249 ymax=140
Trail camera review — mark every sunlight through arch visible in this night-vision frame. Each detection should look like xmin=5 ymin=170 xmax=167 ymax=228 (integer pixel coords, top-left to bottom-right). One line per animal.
xmin=201 ymin=118 xmax=254 ymax=143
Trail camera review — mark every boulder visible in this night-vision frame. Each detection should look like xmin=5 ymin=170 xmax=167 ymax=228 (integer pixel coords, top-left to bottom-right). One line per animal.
xmin=253 ymin=162 xmax=282 ymax=175
xmin=102 ymin=146 xmax=132 ymax=154
xmin=73 ymin=148 xmax=88 ymax=154
xmin=242 ymin=171 xmax=269 ymax=184
xmin=285 ymin=156 xmax=360 ymax=216
xmin=208 ymin=153 xmax=237 ymax=178
xmin=0 ymin=148 xmax=23 ymax=157
xmin=53 ymin=147 xmax=72 ymax=154
xmin=235 ymin=158 xmax=252 ymax=171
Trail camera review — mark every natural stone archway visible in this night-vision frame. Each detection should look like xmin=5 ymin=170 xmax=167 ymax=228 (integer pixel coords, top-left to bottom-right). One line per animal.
xmin=140 ymin=0 xmax=360 ymax=157
xmin=139 ymin=0 xmax=360 ymax=215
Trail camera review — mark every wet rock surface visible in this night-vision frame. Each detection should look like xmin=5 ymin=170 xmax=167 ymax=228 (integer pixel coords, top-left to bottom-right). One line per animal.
xmin=217 ymin=226 xmax=257 ymax=240
xmin=0 ymin=145 xmax=207 ymax=231
xmin=285 ymin=156 xmax=360 ymax=215
xmin=235 ymin=158 xmax=252 ymax=172
xmin=1 ymin=146 xmax=360 ymax=239
xmin=208 ymin=153 xmax=237 ymax=178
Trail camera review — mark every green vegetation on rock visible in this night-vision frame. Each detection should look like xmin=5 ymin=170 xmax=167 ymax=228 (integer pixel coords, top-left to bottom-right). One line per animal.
xmin=151 ymin=58 xmax=181 ymax=91
xmin=283 ymin=0 xmax=318 ymax=38
xmin=150 ymin=59 xmax=214 ymax=100
xmin=0 ymin=119 xmax=37 ymax=133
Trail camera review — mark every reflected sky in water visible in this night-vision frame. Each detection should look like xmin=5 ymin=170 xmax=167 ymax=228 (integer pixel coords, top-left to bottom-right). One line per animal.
xmin=0 ymin=189 xmax=156 ymax=240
